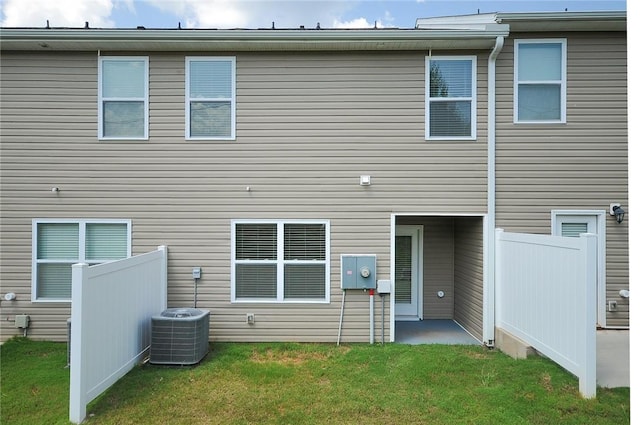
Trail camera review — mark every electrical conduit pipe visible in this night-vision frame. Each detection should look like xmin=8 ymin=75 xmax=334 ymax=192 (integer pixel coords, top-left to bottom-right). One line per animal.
xmin=369 ymin=289 xmax=375 ymax=344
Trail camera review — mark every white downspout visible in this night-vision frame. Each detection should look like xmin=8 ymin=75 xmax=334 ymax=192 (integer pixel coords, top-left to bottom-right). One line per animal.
xmin=484 ymin=36 xmax=504 ymax=347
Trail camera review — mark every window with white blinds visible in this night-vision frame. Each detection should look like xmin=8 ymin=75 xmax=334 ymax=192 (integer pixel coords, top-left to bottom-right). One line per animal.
xmin=514 ymin=39 xmax=566 ymax=123
xmin=233 ymin=221 xmax=329 ymax=302
xmin=426 ymin=56 xmax=476 ymax=140
xmin=99 ymin=57 xmax=148 ymax=139
xmin=186 ymin=57 xmax=236 ymax=140
xmin=32 ymin=220 xmax=131 ymax=301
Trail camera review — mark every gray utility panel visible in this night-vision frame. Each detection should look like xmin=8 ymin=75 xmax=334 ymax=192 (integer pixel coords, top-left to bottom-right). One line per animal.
xmin=341 ymin=255 xmax=376 ymax=289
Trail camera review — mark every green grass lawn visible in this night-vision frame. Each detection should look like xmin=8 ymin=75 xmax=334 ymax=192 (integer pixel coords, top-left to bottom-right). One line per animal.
xmin=0 ymin=337 xmax=630 ymax=425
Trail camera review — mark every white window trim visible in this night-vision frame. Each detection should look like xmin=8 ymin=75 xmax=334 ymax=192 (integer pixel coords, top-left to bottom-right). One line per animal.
xmin=514 ymin=39 xmax=567 ymax=124
xmin=425 ymin=55 xmax=477 ymax=141
xmin=31 ymin=219 xmax=132 ymax=302
xmin=98 ymin=56 xmax=149 ymax=140
xmin=185 ymin=56 xmax=236 ymax=141
xmin=231 ymin=219 xmax=330 ymax=303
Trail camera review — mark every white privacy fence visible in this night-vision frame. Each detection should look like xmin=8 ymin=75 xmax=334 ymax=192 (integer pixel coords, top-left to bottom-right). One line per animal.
xmin=69 ymin=246 xmax=168 ymax=424
xmin=495 ymin=230 xmax=597 ymax=398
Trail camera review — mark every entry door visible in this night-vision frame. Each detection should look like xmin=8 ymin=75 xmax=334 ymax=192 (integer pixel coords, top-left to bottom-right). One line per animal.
xmin=395 ymin=225 xmax=422 ymax=320
xmin=553 ymin=213 xmax=602 ymax=325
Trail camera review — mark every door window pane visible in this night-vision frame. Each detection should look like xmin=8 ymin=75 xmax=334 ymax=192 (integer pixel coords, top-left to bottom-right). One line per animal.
xmin=395 ymin=235 xmax=412 ymax=304
xmin=561 ymin=222 xmax=589 ymax=237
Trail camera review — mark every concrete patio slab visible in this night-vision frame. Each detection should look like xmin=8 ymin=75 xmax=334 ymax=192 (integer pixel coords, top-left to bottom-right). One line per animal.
xmin=596 ymin=329 xmax=630 ymax=388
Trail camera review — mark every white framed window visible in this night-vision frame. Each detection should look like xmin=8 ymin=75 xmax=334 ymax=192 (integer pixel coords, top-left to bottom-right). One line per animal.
xmin=231 ymin=220 xmax=330 ymax=303
xmin=426 ymin=56 xmax=476 ymax=140
xmin=98 ymin=56 xmax=149 ymax=139
xmin=186 ymin=57 xmax=236 ymax=140
xmin=514 ymin=39 xmax=567 ymax=123
xmin=32 ymin=219 xmax=132 ymax=302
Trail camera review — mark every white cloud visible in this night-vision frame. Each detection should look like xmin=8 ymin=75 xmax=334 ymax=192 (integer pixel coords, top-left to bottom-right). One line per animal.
xmin=146 ymin=0 xmax=252 ymax=28
xmin=146 ymin=0 xmax=372 ymax=29
xmin=1 ymin=0 xmax=117 ymax=27
xmin=0 ymin=0 xmax=395 ymax=30
xmin=332 ymin=17 xmax=380 ymax=29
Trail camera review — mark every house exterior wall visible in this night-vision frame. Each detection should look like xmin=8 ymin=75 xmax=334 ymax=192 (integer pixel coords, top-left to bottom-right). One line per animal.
xmin=494 ymin=32 xmax=629 ymax=326
xmin=0 ymin=49 xmax=490 ymax=342
xmin=453 ymin=216 xmax=484 ymax=340
xmin=423 ymin=218 xmax=454 ymax=320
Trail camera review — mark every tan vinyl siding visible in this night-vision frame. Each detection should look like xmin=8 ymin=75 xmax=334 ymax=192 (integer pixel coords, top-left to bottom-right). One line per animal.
xmin=453 ymin=217 xmax=484 ymax=340
xmin=0 ymin=49 xmax=489 ymax=342
xmin=423 ymin=218 xmax=454 ymax=319
xmin=495 ymin=32 xmax=628 ymax=326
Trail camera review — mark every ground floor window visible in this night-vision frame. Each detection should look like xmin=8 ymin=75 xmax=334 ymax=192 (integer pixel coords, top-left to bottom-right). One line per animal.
xmin=232 ymin=220 xmax=330 ymax=302
xmin=32 ymin=219 xmax=131 ymax=301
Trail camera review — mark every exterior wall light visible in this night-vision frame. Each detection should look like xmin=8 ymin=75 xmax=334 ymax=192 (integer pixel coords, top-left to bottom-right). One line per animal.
xmin=610 ymin=203 xmax=625 ymax=224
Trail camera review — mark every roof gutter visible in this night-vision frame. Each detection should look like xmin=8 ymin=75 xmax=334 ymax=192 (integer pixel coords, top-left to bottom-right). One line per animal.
xmin=0 ymin=27 xmax=510 ymax=51
xmin=484 ymin=35 xmax=504 ymax=347
xmin=496 ymin=10 xmax=626 ymax=22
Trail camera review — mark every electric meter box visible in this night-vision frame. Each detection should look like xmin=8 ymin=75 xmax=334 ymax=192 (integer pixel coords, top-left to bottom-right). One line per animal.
xmin=341 ymin=255 xmax=376 ymax=289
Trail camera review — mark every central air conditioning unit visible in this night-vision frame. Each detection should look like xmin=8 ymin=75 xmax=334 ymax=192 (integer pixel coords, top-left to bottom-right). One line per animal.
xmin=150 ymin=308 xmax=210 ymax=365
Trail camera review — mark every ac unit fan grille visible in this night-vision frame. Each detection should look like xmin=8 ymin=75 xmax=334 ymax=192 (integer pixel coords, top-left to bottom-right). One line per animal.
xmin=150 ymin=308 xmax=210 ymax=365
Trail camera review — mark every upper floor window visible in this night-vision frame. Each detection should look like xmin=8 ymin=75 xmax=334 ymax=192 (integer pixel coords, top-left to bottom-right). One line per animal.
xmin=232 ymin=221 xmax=330 ymax=303
xmin=426 ymin=56 xmax=476 ymax=140
xmin=186 ymin=57 xmax=236 ymax=140
xmin=98 ymin=57 xmax=149 ymax=139
xmin=514 ymin=39 xmax=567 ymax=123
xmin=32 ymin=220 xmax=131 ymax=302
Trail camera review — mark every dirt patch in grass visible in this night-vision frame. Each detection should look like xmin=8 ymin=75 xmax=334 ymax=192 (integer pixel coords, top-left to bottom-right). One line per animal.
xmin=250 ymin=348 xmax=331 ymax=365
xmin=465 ymin=349 xmax=491 ymax=360
xmin=540 ymin=372 xmax=554 ymax=392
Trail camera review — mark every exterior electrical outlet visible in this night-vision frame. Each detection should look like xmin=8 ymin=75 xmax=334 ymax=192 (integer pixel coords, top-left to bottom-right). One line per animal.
xmin=340 ymin=255 xmax=376 ymax=289
xmin=192 ymin=267 xmax=201 ymax=279
xmin=377 ymin=279 xmax=392 ymax=294
xmin=15 ymin=314 xmax=30 ymax=328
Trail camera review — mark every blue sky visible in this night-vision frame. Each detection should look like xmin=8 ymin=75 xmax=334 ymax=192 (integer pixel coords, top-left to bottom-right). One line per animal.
xmin=0 ymin=0 xmax=628 ymax=29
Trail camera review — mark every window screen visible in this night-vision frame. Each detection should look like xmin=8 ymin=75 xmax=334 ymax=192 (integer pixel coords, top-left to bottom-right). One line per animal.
xmin=33 ymin=221 xmax=130 ymax=301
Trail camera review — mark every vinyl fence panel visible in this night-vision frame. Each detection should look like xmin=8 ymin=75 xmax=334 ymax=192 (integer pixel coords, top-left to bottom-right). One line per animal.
xmin=69 ymin=246 xmax=167 ymax=423
xmin=496 ymin=230 xmax=596 ymax=397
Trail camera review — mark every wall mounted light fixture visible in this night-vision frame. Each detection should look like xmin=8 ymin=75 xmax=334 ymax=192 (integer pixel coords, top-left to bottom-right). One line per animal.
xmin=610 ymin=203 xmax=625 ymax=224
